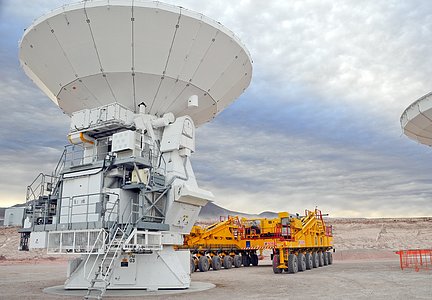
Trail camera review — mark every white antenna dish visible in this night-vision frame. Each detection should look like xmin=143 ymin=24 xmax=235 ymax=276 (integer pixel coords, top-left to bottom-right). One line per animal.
xmin=401 ymin=92 xmax=432 ymax=146
xmin=19 ymin=0 xmax=253 ymax=126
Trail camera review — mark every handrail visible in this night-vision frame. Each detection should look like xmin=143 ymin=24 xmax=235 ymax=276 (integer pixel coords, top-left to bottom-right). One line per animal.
xmin=120 ymin=198 xmax=132 ymax=224
xmin=102 ymin=229 xmax=122 ymax=280
xmin=105 ymin=196 xmax=120 ymax=226
xmin=84 ymin=195 xmax=120 ymax=281
xmin=101 ymin=210 xmax=135 ymax=282
xmin=53 ymin=148 xmax=67 ymax=178
xmin=83 ymin=228 xmax=106 ymax=278
xmin=84 ymin=205 xmax=135 ymax=283
xmin=26 ymin=173 xmax=44 ymax=202
xmin=26 ymin=173 xmax=58 ymax=206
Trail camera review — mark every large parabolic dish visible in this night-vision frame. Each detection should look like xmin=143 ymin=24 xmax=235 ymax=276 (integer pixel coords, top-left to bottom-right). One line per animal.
xmin=401 ymin=92 xmax=432 ymax=146
xmin=19 ymin=0 xmax=253 ymax=126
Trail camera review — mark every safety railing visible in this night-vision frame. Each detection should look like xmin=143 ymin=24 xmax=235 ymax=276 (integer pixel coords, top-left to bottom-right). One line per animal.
xmin=105 ymin=196 xmax=120 ymax=226
xmin=62 ymin=135 xmax=163 ymax=169
xmin=123 ymin=229 xmax=163 ymax=252
xmin=396 ymin=249 xmax=432 ymax=271
xmin=273 ymin=224 xmax=294 ymax=241
xmin=25 ymin=148 xmax=66 ymax=210
xmin=59 ymin=192 xmax=120 ymax=225
xmin=47 ymin=229 xmax=105 ymax=254
xmin=84 ymin=210 xmax=136 ymax=282
xmin=59 ymin=193 xmax=102 ymax=224
xmin=63 ymin=139 xmax=110 ymax=168
xmin=52 ymin=148 xmax=67 ymax=178
xmin=26 ymin=173 xmax=58 ymax=202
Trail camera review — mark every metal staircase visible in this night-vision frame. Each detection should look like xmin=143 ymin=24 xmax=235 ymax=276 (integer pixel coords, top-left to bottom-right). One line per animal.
xmin=84 ymin=218 xmax=135 ymax=300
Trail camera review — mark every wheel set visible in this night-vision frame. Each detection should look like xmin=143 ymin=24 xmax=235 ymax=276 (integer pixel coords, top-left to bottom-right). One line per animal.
xmin=191 ymin=252 xmax=261 ymax=272
xmin=272 ymin=251 xmax=333 ymax=274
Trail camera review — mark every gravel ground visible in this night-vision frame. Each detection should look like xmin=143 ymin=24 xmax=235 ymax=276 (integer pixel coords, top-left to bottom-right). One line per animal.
xmin=0 ymin=258 xmax=431 ymax=300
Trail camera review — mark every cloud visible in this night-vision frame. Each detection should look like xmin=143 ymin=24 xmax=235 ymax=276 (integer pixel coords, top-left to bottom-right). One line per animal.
xmin=0 ymin=5 xmax=69 ymax=206
xmin=0 ymin=147 xmax=64 ymax=206
xmin=1 ymin=0 xmax=432 ymax=217
xmin=194 ymin=122 xmax=432 ymax=217
xmin=0 ymin=71 xmax=69 ymax=207
xmin=2 ymin=0 xmax=71 ymax=21
xmin=175 ymin=0 xmax=432 ymax=129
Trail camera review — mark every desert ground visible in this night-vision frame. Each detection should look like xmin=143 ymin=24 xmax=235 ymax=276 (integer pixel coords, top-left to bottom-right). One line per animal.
xmin=1 ymin=218 xmax=431 ymax=299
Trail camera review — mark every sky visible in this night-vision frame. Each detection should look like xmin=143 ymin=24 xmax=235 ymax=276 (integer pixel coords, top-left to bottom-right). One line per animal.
xmin=1 ymin=0 xmax=432 ymax=217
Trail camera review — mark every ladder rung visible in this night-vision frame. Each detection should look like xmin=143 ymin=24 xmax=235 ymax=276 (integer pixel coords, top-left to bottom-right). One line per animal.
xmin=91 ymin=279 xmax=107 ymax=283
xmin=85 ymin=229 xmax=126 ymax=298
xmin=87 ymin=287 xmax=105 ymax=291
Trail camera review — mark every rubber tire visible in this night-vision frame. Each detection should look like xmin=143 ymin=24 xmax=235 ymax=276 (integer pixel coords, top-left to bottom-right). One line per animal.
xmin=272 ymin=254 xmax=283 ymax=274
xmin=312 ymin=252 xmax=319 ymax=268
xmin=233 ymin=255 xmax=242 ymax=268
xmin=223 ymin=256 xmax=233 ymax=269
xmin=323 ymin=251 xmax=329 ymax=266
xmin=212 ymin=256 xmax=222 ymax=270
xmin=318 ymin=252 xmax=324 ymax=267
xmin=297 ymin=253 xmax=306 ymax=272
xmin=198 ymin=256 xmax=209 ymax=272
xmin=305 ymin=252 xmax=313 ymax=270
xmin=250 ymin=253 xmax=259 ymax=266
xmin=327 ymin=252 xmax=333 ymax=265
xmin=287 ymin=254 xmax=298 ymax=274
xmin=242 ymin=254 xmax=251 ymax=267
xmin=190 ymin=257 xmax=195 ymax=273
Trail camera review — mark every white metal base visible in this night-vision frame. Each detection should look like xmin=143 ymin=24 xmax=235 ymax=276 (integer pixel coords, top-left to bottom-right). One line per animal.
xmin=64 ymin=247 xmax=191 ymax=290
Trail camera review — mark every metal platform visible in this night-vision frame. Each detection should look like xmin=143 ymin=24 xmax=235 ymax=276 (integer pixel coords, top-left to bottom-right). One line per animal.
xmin=44 ymin=281 xmax=215 ymax=297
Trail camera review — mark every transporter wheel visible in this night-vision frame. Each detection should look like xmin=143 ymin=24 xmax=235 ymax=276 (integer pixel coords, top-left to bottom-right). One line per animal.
xmin=198 ymin=256 xmax=209 ymax=272
xmin=206 ymin=257 xmax=212 ymax=271
xmin=318 ymin=252 xmax=324 ymax=267
xmin=242 ymin=254 xmax=251 ymax=267
xmin=251 ymin=253 xmax=259 ymax=266
xmin=297 ymin=253 xmax=306 ymax=272
xmin=223 ymin=256 xmax=233 ymax=269
xmin=327 ymin=252 xmax=333 ymax=265
xmin=190 ymin=257 xmax=196 ymax=273
xmin=287 ymin=254 xmax=298 ymax=274
xmin=233 ymin=255 xmax=242 ymax=268
xmin=272 ymin=254 xmax=283 ymax=274
xmin=312 ymin=252 xmax=319 ymax=268
xmin=323 ymin=251 xmax=329 ymax=266
xmin=305 ymin=252 xmax=313 ymax=270
xmin=212 ymin=256 xmax=222 ymax=270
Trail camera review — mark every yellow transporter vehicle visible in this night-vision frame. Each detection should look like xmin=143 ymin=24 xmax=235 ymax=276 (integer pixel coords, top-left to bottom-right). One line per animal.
xmin=183 ymin=209 xmax=334 ymax=274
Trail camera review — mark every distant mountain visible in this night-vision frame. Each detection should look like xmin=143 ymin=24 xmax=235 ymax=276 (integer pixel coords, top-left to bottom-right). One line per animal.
xmin=257 ymin=211 xmax=279 ymax=218
xmin=198 ymin=202 xmax=237 ymax=218
xmin=198 ymin=202 xmax=278 ymax=220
